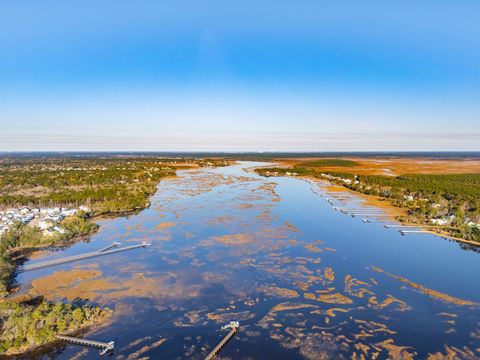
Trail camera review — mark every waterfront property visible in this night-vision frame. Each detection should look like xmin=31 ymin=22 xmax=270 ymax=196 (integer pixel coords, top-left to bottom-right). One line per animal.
xmin=0 ymin=206 xmax=90 ymax=236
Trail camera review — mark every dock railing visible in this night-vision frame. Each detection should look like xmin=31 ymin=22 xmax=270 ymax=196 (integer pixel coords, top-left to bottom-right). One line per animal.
xmin=18 ymin=242 xmax=150 ymax=273
xmin=56 ymin=335 xmax=114 ymax=355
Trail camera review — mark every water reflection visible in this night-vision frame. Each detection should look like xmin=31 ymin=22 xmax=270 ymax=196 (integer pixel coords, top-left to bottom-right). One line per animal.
xmin=13 ymin=162 xmax=480 ymax=359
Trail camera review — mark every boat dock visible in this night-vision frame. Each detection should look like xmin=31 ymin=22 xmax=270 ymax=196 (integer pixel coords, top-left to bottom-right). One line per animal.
xmin=56 ymin=335 xmax=114 ymax=355
xmin=18 ymin=242 xmax=150 ymax=273
xmin=204 ymin=321 xmax=240 ymax=360
xmin=384 ymin=225 xmax=418 ymax=229
xmin=399 ymin=230 xmax=429 ymax=235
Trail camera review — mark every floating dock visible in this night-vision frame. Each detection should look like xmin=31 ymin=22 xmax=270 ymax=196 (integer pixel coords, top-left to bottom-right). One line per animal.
xmin=18 ymin=242 xmax=150 ymax=273
xmin=204 ymin=321 xmax=239 ymax=360
xmin=56 ymin=335 xmax=114 ymax=355
xmin=384 ymin=225 xmax=418 ymax=229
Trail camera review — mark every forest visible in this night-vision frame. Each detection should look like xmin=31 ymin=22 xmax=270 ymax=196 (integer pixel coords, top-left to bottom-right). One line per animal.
xmin=0 ymin=300 xmax=109 ymax=354
xmin=0 ymin=156 xmax=229 ymax=214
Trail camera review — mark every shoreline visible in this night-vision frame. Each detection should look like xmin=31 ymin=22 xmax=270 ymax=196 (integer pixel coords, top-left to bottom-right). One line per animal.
xmin=288 ymin=175 xmax=480 ymax=248
xmin=2 ymin=311 xmax=113 ymax=357
xmin=0 ymin=184 xmax=166 ymax=356
xmin=7 ymin=195 xmax=160 ymax=284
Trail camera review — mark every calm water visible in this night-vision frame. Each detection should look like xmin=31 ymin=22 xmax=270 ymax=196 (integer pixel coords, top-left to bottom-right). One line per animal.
xmin=13 ymin=162 xmax=480 ymax=359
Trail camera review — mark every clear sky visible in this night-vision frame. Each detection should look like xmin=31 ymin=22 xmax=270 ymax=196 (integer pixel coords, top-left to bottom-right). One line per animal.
xmin=1 ymin=1 xmax=479 ymax=151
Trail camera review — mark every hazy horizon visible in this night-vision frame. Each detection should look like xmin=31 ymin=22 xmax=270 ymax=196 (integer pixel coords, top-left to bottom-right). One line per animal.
xmin=1 ymin=1 xmax=479 ymax=151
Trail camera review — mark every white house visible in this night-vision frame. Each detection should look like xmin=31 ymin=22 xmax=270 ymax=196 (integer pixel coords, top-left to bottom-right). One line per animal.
xmin=79 ymin=205 xmax=91 ymax=213
xmin=39 ymin=219 xmax=54 ymax=230
xmin=53 ymin=226 xmax=66 ymax=234
xmin=62 ymin=209 xmax=77 ymax=217
xmin=430 ymin=218 xmax=448 ymax=225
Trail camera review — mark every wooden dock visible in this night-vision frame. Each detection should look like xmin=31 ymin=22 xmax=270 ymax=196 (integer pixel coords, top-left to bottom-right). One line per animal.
xmin=56 ymin=335 xmax=114 ymax=355
xmin=384 ymin=225 xmax=418 ymax=229
xmin=204 ymin=321 xmax=239 ymax=360
xmin=18 ymin=242 xmax=150 ymax=273
xmin=399 ymin=230 xmax=428 ymax=235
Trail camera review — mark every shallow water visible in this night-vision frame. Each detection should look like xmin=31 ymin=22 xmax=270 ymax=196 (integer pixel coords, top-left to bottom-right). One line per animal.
xmin=13 ymin=162 xmax=480 ymax=359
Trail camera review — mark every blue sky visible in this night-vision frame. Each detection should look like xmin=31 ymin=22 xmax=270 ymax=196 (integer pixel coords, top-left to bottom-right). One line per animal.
xmin=1 ymin=1 xmax=479 ymax=151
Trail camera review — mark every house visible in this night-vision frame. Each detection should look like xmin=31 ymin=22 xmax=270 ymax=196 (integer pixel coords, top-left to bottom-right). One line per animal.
xmin=430 ymin=218 xmax=448 ymax=225
xmin=79 ymin=205 xmax=91 ymax=213
xmin=53 ymin=226 xmax=66 ymax=234
xmin=39 ymin=219 xmax=54 ymax=230
xmin=19 ymin=207 xmax=32 ymax=215
xmin=19 ymin=214 xmax=34 ymax=224
xmin=62 ymin=209 xmax=77 ymax=217
xmin=47 ymin=214 xmax=64 ymax=222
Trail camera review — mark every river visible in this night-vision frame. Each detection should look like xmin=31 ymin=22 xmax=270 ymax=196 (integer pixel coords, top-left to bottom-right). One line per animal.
xmin=13 ymin=162 xmax=480 ymax=359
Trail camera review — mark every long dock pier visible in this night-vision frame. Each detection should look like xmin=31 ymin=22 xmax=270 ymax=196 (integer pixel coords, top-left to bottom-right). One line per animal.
xmin=384 ymin=225 xmax=418 ymax=229
xmin=204 ymin=321 xmax=239 ymax=360
xmin=18 ymin=242 xmax=150 ymax=273
xmin=399 ymin=230 xmax=429 ymax=235
xmin=56 ymin=335 xmax=114 ymax=355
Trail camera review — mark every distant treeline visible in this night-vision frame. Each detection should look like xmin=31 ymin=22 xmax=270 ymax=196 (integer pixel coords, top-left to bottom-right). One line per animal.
xmin=298 ymin=159 xmax=360 ymax=167
xmin=2 ymin=151 xmax=480 ymax=159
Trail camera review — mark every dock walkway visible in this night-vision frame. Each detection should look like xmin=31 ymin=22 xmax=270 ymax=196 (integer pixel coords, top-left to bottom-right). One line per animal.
xmin=204 ymin=321 xmax=239 ymax=360
xmin=56 ymin=335 xmax=114 ymax=355
xmin=18 ymin=242 xmax=149 ymax=273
